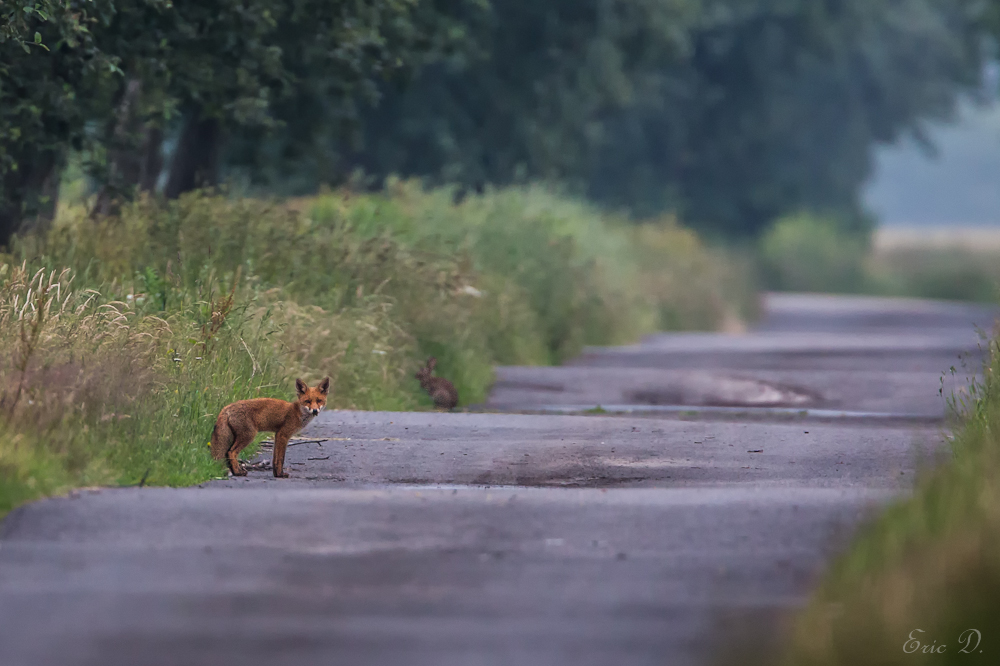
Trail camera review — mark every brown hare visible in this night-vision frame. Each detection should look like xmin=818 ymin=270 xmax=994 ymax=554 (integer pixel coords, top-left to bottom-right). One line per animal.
xmin=415 ymin=357 xmax=459 ymax=410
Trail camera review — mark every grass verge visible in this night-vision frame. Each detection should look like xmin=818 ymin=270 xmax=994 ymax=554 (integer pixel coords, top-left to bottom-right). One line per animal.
xmin=0 ymin=183 xmax=757 ymax=516
xmin=758 ymin=213 xmax=1000 ymax=302
xmin=781 ymin=339 xmax=1000 ymax=665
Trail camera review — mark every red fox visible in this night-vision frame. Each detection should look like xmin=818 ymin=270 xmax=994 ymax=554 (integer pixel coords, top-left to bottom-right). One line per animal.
xmin=210 ymin=377 xmax=330 ymax=478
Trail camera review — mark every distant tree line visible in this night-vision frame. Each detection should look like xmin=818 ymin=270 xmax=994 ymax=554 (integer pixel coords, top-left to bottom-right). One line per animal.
xmin=0 ymin=0 xmax=992 ymax=244
xmin=0 ymin=0 xmax=482 ymax=243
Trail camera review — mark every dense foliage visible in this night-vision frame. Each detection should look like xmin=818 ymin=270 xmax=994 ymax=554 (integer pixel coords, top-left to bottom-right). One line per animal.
xmin=238 ymin=0 xmax=986 ymax=237
xmin=0 ymin=0 xmax=484 ymax=242
xmin=0 ymin=185 xmax=755 ymax=513
xmin=0 ymin=0 xmax=993 ymax=243
xmin=757 ymin=213 xmax=1000 ymax=302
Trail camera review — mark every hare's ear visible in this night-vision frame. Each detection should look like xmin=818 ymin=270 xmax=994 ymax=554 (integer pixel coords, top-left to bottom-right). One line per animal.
xmin=317 ymin=377 xmax=331 ymax=394
xmin=295 ymin=378 xmax=308 ymax=395
xmin=427 ymin=357 xmax=437 ymax=370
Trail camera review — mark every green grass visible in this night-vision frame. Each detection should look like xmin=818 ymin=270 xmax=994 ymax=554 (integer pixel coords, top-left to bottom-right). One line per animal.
xmin=0 ymin=183 xmax=757 ymax=516
xmin=0 ymin=264 xmax=281 ymax=510
xmin=779 ymin=341 xmax=1000 ymax=665
xmin=758 ymin=213 xmax=868 ymax=294
xmin=865 ymin=246 xmax=1000 ymax=303
xmin=757 ymin=213 xmax=1000 ymax=302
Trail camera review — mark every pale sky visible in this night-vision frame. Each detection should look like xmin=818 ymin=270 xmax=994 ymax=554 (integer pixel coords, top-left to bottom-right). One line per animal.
xmin=864 ymin=100 xmax=1000 ymax=227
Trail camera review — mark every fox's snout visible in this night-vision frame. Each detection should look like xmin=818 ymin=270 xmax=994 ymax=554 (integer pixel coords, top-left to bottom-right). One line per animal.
xmin=301 ymin=402 xmax=323 ymax=417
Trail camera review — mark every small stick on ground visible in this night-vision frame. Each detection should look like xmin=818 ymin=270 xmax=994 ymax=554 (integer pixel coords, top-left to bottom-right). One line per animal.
xmin=259 ymin=438 xmax=329 ymax=448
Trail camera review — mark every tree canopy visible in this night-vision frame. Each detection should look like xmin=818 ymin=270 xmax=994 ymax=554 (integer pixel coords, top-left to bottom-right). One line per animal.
xmin=0 ymin=0 xmax=484 ymax=241
xmin=0 ymin=0 xmax=992 ymax=243
xmin=336 ymin=0 xmax=984 ymax=237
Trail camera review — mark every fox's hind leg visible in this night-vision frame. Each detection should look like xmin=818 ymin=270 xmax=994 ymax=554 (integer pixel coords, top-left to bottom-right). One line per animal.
xmin=227 ymin=422 xmax=257 ymax=476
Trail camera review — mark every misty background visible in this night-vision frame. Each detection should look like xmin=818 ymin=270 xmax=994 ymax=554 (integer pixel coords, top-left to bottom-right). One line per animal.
xmin=867 ymin=96 xmax=1000 ymax=228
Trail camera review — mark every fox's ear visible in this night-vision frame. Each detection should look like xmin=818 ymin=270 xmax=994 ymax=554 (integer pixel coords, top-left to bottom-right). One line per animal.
xmin=295 ymin=378 xmax=308 ymax=395
xmin=317 ymin=377 xmax=331 ymax=394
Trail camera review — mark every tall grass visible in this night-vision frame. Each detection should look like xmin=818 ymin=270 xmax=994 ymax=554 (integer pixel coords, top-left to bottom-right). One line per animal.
xmin=782 ymin=340 xmax=1000 ymax=665
xmin=0 ymin=183 xmax=757 ymax=515
xmin=757 ymin=213 xmax=1000 ymax=302
xmin=758 ymin=213 xmax=868 ymax=294
xmin=0 ymin=263 xmax=281 ymax=511
xmin=865 ymin=246 xmax=1000 ymax=303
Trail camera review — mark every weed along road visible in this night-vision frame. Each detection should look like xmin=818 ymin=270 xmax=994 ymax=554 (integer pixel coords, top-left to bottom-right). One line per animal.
xmin=0 ymin=293 xmax=996 ymax=666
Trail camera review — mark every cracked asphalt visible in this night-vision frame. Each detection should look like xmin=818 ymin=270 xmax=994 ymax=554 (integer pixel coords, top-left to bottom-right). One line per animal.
xmin=0 ymin=293 xmax=996 ymax=666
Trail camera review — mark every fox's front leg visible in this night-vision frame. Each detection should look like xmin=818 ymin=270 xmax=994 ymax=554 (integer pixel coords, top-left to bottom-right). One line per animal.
xmin=272 ymin=429 xmax=292 ymax=478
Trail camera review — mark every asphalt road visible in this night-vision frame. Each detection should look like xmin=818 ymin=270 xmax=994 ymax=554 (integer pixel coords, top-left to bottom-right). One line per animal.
xmin=1 ymin=293 xmax=996 ymax=666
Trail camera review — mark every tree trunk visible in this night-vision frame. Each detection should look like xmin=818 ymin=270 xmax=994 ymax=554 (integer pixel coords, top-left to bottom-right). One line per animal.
xmin=93 ymin=77 xmax=145 ymax=217
xmin=0 ymin=188 xmax=22 ymax=248
xmin=139 ymin=125 xmax=164 ymax=193
xmin=164 ymin=111 xmax=221 ymax=199
xmin=0 ymin=150 xmax=63 ymax=247
xmin=21 ymin=153 xmax=62 ymax=234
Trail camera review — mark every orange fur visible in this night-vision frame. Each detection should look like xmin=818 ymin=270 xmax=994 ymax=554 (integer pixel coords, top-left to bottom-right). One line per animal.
xmin=210 ymin=377 xmax=330 ymax=478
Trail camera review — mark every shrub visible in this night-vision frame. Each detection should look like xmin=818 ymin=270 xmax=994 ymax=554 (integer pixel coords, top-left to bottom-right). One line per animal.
xmin=866 ymin=247 xmax=1000 ymax=303
xmin=759 ymin=213 xmax=868 ymax=293
xmin=0 ymin=184 xmax=757 ymax=515
xmin=0 ymin=263 xmax=281 ymax=511
xmin=757 ymin=217 xmax=1000 ymax=303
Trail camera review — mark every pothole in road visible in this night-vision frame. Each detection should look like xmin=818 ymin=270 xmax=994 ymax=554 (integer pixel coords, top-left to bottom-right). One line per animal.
xmin=628 ymin=376 xmax=818 ymax=408
xmin=391 ymin=474 xmax=653 ymax=488
xmin=391 ymin=457 xmax=699 ymax=488
xmin=520 ymin=476 xmax=651 ymax=488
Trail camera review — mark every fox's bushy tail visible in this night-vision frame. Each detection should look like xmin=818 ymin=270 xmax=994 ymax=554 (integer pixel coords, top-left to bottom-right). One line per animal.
xmin=209 ymin=412 xmax=234 ymax=460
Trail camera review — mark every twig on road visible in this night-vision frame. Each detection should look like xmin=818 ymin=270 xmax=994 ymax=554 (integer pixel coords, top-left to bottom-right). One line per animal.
xmin=258 ymin=438 xmax=329 ymax=449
